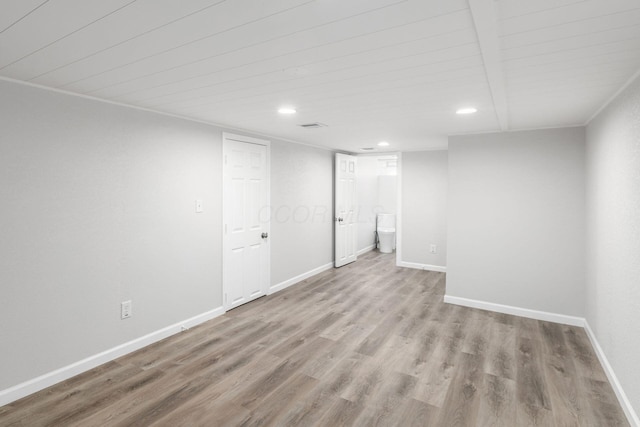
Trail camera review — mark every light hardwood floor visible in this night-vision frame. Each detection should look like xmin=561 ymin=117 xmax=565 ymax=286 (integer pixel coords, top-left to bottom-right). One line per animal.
xmin=0 ymin=251 xmax=629 ymax=426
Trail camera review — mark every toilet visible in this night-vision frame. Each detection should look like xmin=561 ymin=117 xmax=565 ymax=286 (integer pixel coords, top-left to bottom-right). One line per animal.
xmin=376 ymin=213 xmax=396 ymax=253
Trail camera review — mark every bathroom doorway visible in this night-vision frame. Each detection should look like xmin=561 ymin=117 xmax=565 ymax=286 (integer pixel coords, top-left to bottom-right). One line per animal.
xmin=355 ymin=154 xmax=398 ymax=255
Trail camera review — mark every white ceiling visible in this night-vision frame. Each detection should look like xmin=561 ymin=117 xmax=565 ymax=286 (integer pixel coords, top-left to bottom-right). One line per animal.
xmin=1 ymin=0 xmax=639 ymax=153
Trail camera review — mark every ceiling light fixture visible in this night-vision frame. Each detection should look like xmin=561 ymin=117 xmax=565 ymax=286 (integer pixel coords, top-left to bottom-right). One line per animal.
xmin=378 ymin=141 xmax=390 ymax=147
xmin=278 ymin=107 xmax=296 ymax=114
xmin=456 ymin=107 xmax=477 ymax=115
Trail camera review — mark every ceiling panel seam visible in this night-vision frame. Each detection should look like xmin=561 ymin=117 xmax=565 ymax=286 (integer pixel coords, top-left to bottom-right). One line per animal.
xmin=0 ymin=0 xmax=50 ymax=34
xmin=468 ymin=0 xmax=509 ymax=130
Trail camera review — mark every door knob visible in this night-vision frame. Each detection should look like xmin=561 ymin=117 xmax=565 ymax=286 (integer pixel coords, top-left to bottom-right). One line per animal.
xmin=261 ymin=232 xmax=269 ymax=239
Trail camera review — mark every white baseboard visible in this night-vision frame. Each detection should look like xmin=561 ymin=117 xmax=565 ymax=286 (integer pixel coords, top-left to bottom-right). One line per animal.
xmin=443 ymin=295 xmax=585 ymax=327
xmin=584 ymin=321 xmax=640 ymax=427
xmin=397 ymin=260 xmax=447 ymax=273
xmin=357 ymin=244 xmax=375 ymax=256
xmin=268 ymin=262 xmax=334 ymax=295
xmin=0 ymin=306 xmax=225 ymax=407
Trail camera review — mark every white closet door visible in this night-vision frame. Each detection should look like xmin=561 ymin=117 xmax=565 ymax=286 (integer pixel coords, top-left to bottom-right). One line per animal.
xmin=335 ymin=153 xmax=357 ymax=267
xmin=223 ymin=134 xmax=269 ymax=309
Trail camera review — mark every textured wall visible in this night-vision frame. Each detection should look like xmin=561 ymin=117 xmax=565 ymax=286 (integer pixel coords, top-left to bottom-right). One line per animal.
xmin=270 ymin=140 xmax=334 ymax=285
xmin=356 ymin=155 xmax=379 ymax=251
xmin=586 ymin=75 xmax=640 ymax=418
xmin=401 ymin=150 xmax=448 ymax=267
xmin=447 ymin=128 xmax=586 ymax=316
xmin=0 ymin=80 xmax=222 ymax=390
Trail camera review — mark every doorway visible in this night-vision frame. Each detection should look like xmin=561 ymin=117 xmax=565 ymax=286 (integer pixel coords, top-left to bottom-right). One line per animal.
xmin=355 ymin=154 xmax=399 ymax=254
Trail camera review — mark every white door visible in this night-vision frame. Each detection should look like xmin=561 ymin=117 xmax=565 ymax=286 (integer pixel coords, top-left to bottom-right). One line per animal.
xmin=335 ymin=153 xmax=357 ymax=267
xmin=223 ymin=133 xmax=270 ymax=310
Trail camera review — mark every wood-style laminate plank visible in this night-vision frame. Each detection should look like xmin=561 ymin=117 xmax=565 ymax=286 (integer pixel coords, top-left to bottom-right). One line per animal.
xmin=435 ymin=352 xmax=484 ymax=426
xmin=394 ymin=321 xmax=441 ymax=377
xmin=484 ymin=320 xmax=517 ymax=380
xmin=234 ymin=372 xmax=318 ymax=427
xmin=0 ymin=251 xmax=630 ymax=426
xmin=394 ymin=397 xmax=440 ymax=426
xmin=540 ymin=322 xmax=584 ymax=426
xmin=313 ymin=397 xmax=364 ymax=427
xmin=516 ymin=336 xmax=554 ymax=425
xmin=476 ymin=373 xmax=516 ymax=427
xmin=351 ymin=372 xmax=410 ymax=427
xmin=411 ymin=337 xmax=460 ymax=408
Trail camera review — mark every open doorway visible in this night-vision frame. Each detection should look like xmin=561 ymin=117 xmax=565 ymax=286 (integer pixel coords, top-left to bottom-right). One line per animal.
xmin=356 ymin=154 xmax=398 ymax=255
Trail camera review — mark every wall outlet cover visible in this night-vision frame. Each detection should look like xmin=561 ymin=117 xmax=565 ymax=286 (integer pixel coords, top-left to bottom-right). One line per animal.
xmin=121 ymin=300 xmax=132 ymax=319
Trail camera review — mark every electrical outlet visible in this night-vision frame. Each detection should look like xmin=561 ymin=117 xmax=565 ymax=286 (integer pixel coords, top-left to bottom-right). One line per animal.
xmin=121 ymin=300 xmax=132 ymax=319
xmin=430 ymin=244 xmax=437 ymax=254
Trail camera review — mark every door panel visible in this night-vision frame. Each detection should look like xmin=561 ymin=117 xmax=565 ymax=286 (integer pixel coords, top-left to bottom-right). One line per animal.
xmin=223 ymin=134 xmax=270 ymax=310
xmin=228 ymin=247 xmax=245 ymax=306
xmin=247 ymin=243 xmax=262 ymax=298
xmin=335 ymin=153 xmax=357 ymax=267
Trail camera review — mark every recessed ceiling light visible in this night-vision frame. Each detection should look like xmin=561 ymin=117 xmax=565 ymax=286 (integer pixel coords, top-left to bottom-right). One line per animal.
xmin=378 ymin=141 xmax=390 ymax=147
xmin=456 ymin=107 xmax=477 ymax=115
xmin=278 ymin=107 xmax=296 ymax=114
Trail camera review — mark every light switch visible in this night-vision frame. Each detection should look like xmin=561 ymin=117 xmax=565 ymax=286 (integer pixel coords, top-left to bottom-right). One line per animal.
xmin=195 ymin=199 xmax=203 ymax=213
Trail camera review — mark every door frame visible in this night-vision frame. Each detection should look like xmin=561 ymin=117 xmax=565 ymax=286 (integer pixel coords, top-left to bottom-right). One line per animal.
xmin=222 ymin=132 xmax=271 ymax=310
xmin=394 ymin=152 xmax=403 ymax=267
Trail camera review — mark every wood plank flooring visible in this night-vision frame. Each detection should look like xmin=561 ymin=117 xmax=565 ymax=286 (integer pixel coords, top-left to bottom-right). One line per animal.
xmin=0 ymin=251 xmax=629 ymax=426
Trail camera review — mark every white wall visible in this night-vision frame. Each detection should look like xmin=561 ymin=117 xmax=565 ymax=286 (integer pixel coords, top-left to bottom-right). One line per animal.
xmin=400 ymin=150 xmax=448 ymax=268
xmin=447 ymin=128 xmax=586 ymax=317
xmin=356 ymin=155 xmax=379 ymax=251
xmin=0 ymin=79 xmax=335 ymax=397
xmin=0 ymin=80 xmax=223 ymax=390
xmin=270 ymin=141 xmax=334 ymax=285
xmin=586 ymin=74 xmax=640 ymax=416
xmin=377 ymin=175 xmax=397 ymax=216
